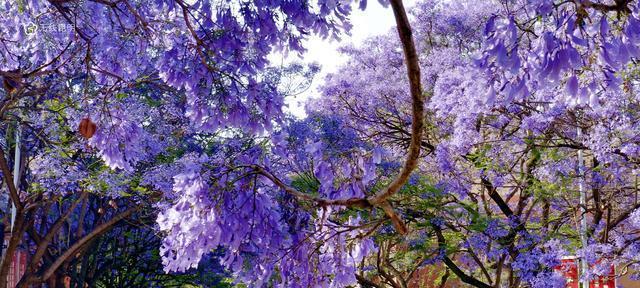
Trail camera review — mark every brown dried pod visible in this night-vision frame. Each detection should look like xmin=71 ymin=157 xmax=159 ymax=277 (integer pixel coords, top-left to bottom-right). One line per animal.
xmin=78 ymin=117 xmax=97 ymax=139
xmin=2 ymin=70 xmax=23 ymax=94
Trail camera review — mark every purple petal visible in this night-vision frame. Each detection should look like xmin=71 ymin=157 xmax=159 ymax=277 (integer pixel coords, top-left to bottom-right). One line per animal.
xmin=484 ymin=15 xmax=497 ymax=36
xmin=600 ymin=16 xmax=609 ymax=37
xmin=486 ymin=86 xmax=497 ymax=106
xmin=565 ymin=75 xmax=578 ymax=96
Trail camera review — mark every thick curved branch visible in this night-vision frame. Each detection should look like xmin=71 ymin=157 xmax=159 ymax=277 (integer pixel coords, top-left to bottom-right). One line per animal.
xmin=379 ymin=201 xmax=408 ymax=235
xmin=250 ymin=165 xmax=371 ymax=208
xmin=363 ymin=0 xmax=426 ymax=234
xmin=243 ymin=0 xmax=424 ymax=235
xmin=370 ymin=0 xmax=425 ymax=206
xmin=249 ymin=165 xmax=411 ymax=233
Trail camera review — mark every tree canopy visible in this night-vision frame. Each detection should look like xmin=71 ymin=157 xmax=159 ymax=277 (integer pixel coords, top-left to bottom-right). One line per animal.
xmin=2 ymin=0 xmax=640 ymax=287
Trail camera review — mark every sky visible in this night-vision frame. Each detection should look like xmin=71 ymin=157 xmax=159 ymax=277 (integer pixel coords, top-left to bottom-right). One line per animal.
xmin=270 ymin=0 xmax=417 ymax=117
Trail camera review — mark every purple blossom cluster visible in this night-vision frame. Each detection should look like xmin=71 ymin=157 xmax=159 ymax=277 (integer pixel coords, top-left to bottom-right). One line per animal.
xmin=5 ymin=0 xmax=640 ymax=286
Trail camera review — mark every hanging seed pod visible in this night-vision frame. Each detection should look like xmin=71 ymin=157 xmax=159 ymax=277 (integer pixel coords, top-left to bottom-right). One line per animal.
xmin=2 ymin=70 xmax=23 ymax=94
xmin=78 ymin=117 xmax=97 ymax=139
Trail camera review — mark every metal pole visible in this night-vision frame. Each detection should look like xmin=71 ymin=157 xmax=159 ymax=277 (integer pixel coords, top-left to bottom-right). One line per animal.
xmin=577 ymin=126 xmax=589 ymax=288
xmin=1 ymin=123 xmax=20 ymax=270
xmin=10 ymin=124 xmax=19 ymax=234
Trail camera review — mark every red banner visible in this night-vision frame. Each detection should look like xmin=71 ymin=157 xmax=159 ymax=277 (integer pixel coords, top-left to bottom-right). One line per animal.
xmin=554 ymin=257 xmax=616 ymax=288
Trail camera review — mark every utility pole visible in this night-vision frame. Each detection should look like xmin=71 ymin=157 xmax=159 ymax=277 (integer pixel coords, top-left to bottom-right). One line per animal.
xmin=577 ymin=126 xmax=589 ymax=288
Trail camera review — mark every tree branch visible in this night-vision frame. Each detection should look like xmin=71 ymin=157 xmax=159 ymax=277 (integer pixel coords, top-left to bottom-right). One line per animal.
xmin=433 ymin=226 xmax=492 ymax=288
xmin=27 ymin=192 xmax=88 ymax=276
xmin=370 ymin=0 xmax=425 ymax=207
xmin=33 ymin=207 xmax=137 ymax=283
xmin=0 ymin=145 xmax=23 ymax=211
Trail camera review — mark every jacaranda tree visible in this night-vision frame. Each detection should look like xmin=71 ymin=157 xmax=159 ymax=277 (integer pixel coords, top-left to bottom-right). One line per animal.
xmin=2 ymin=0 xmax=640 ymax=287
